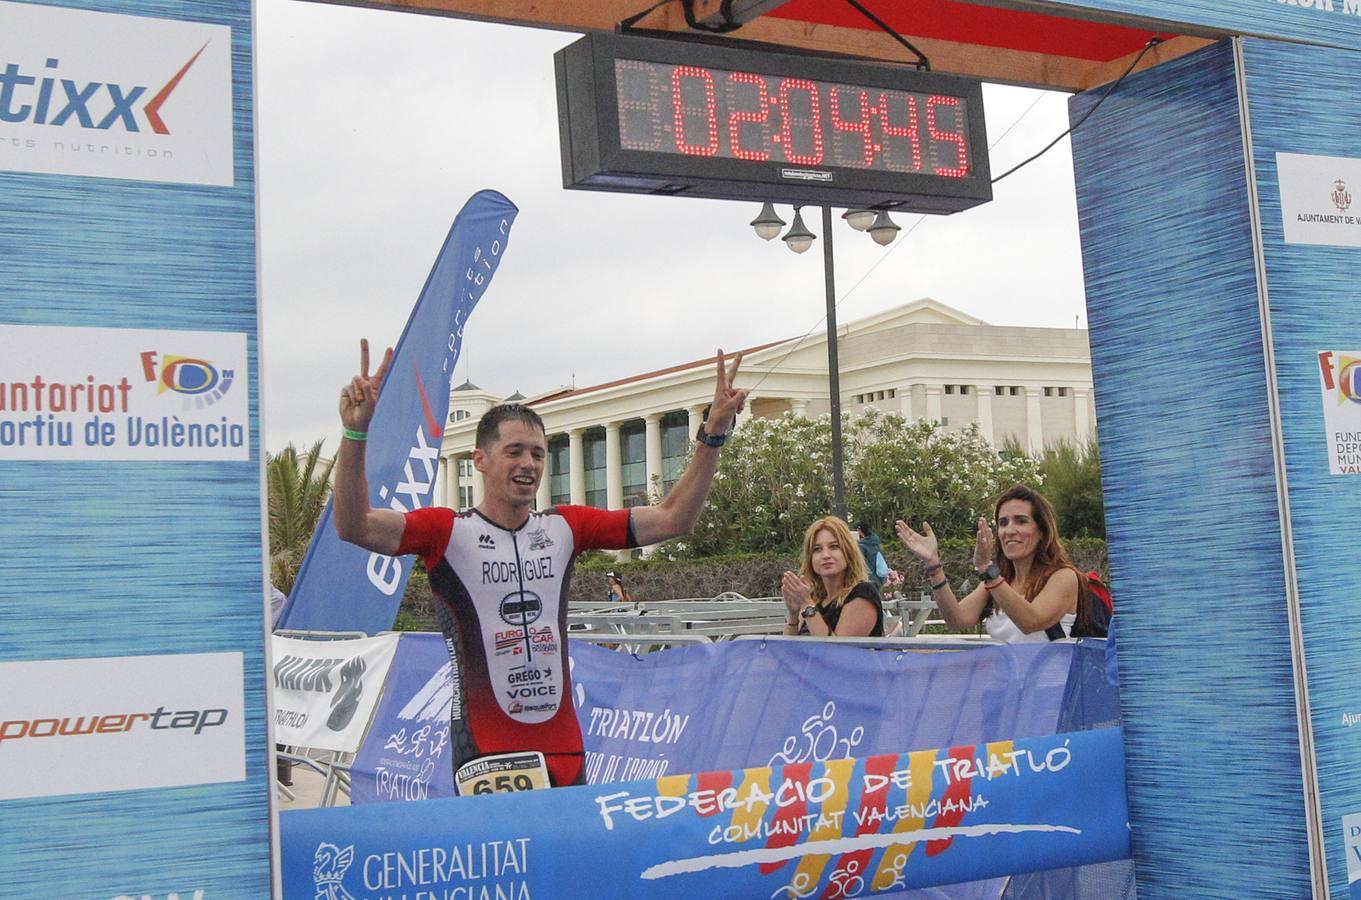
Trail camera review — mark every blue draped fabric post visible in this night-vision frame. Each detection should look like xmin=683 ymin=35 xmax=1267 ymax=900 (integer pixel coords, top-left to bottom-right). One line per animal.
xmin=1071 ymin=36 xmax=1361 ymax=899
xmin=0 ymin=0 xmax=270 ymax=894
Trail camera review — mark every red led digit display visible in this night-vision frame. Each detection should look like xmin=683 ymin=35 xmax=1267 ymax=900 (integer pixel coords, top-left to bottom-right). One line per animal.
xmin=557 ymin=33 xmax=991 ymax=213
xmin=726 ymin=72 xmax=770 ymax=162
xmin=615 ymin=59 xmax=971 ymax=178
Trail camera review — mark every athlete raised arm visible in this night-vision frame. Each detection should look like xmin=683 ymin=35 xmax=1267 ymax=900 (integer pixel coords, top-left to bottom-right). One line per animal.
xmin=327 ymin=338 xmax=746 ymax=791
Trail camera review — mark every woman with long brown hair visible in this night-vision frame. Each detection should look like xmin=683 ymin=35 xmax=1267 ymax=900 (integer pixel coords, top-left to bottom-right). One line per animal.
xmin=782 ymin=515 xmax=884 ymax=637
xmin=895 ymin=485 xmax=1079 ymax=643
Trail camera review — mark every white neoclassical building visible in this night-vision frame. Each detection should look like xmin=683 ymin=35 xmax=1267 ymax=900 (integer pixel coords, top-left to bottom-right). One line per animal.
xmin=435 ymin=298 xmax=1096 ymax=512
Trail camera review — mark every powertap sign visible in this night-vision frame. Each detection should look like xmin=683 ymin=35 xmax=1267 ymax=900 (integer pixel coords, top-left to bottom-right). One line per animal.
xmin=0 ymin=652 xmax=246 ymax=800
xmin=0 ymin=0 xmax=233 ymax=185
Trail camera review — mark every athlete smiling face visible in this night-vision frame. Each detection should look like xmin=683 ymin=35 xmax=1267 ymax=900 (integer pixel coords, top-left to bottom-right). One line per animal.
xmin=473 ymin=414 xmax=547 ymax=528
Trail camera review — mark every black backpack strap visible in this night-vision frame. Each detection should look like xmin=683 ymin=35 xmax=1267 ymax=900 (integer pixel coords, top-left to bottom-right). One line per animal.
xmin=1042 ymin=569 xmax=1081 ymax=640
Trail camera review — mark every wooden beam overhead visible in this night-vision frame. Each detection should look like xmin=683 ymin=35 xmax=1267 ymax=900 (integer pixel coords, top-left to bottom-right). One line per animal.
xmin=303 ymin=0 xmax=1204 ymax=91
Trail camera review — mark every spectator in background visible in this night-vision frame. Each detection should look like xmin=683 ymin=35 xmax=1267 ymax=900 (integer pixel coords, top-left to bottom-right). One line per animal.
xmin=270 ymin=583 xmax=288 ymax=628
xmin=782 ymin=516 xmax=884 ymax=637
xmin=895 ymin=484 xmax=1078 ymax=643
xmin=856 ymin=522 xmax=889 ymax=589
xmin=606 ymin=571 xmax=633 ymax=604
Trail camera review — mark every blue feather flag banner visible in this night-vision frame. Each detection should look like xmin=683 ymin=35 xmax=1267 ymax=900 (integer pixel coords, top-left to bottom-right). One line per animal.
xmin=1071 ymin=37 xmax=1361 ymax=898
xmin=279 ymin=190 xmax=518 ymax=635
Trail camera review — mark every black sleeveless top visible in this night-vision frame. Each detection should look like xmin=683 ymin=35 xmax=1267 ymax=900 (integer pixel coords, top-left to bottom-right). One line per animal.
xmin=799 ymin=581 xmax=884 ymax=636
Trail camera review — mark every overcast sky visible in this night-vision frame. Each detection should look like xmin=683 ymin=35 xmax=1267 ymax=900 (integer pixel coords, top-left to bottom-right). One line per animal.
xmin=256 ymin=0 xmax=1088 ymax=453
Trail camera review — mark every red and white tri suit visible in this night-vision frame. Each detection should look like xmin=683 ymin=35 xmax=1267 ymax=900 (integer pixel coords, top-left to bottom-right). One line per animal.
xmin=398 ymin=504 xmax=634 ymax=788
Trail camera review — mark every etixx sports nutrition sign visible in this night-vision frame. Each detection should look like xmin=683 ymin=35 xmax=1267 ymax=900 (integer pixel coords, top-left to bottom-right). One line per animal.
xmin=0 ymin=0 xmax=233 ymax=186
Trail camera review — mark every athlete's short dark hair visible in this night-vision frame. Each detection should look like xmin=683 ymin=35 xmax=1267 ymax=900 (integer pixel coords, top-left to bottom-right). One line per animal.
xmin=476 ymin=404 xmax=545 ymax=451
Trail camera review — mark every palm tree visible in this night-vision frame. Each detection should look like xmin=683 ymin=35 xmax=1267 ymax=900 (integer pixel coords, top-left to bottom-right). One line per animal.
xmin=267 ymin=440 xmax=336 ymax=594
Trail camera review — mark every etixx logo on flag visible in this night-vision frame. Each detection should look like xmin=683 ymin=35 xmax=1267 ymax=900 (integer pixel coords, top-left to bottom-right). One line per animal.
xmin=0 ymin=0 xmax=233 ymax=185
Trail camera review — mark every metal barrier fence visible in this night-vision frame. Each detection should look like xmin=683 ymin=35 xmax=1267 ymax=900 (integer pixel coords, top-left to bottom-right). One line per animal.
xmin=567 ymin=592 xmax=950 ymax=642
xmin=272 ymin=629 xmax=368 ymax=808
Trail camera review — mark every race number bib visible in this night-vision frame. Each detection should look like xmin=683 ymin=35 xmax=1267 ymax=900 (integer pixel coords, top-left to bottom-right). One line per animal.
xmin=455 ymin=751 xmax=551 ymax=796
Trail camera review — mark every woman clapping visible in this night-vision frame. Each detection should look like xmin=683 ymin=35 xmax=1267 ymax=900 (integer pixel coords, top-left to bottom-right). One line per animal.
xmin=896 ymin=485 xmax=1079 ymax=643
xmin=782 ymin=516 xmax=884 ymax=637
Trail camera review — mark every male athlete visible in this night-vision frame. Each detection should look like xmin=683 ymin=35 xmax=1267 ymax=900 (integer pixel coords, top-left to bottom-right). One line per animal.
xmin=333 ymin=339 xmax=747 ymax=790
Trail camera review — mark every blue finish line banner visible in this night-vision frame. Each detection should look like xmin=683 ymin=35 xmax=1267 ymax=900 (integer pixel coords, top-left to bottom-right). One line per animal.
xmin=350 ymin=637 xmax=1116 ymax=804
xmin=280 ymin=189 xmax=518 ymax=636
xmin=285 ymin=727 xmax=1128 ymax=898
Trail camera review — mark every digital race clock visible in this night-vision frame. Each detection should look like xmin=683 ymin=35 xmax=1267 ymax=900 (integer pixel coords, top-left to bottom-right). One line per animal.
xmin=555 ymin=33 xmax=992 ymax=213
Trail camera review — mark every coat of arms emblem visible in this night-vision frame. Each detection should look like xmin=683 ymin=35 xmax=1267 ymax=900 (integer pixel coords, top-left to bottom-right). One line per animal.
xmin=1332 ymin=179 xmax=1352 ymax=212
xmin=313 ymin=842 xmax=357 ymax=900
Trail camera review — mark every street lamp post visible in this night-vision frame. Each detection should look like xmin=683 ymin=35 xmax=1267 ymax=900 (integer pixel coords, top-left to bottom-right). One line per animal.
xmin=821 ymin=206 xmax=847 ymax=521
xmin=753 ymin=202 xmax=899 ymax=524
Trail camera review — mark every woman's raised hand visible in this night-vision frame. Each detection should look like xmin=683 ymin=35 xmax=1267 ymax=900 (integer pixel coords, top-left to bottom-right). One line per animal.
xmin=780 ymin=570 xmax=812 ymax=615
xmin=973 ymin=517 xmax=996 ymax=570
xmin=895 ymin=519 xmax=940 ymax=566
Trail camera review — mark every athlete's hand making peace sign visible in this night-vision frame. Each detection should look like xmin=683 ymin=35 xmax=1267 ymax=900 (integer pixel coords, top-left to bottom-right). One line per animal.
xmin=339 ymin=338 xmax=393 ymax=433
xmin=705 ymin=349 xmax=748 ymax=436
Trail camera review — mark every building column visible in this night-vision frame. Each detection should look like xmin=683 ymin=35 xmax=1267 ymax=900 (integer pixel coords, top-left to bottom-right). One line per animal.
xmin=604 ymin=421 xmax=623 ymax=510
xmin=898 ymin=386 xmax=913 ymax=420
xmin=975 ymin=384 xmax=994 ymax=445
xmin=687 ymin=405 xmax=705 ymax=441
xmin=439 ymin=456 xmax=451 ymax=508
xmin=536 ymin=446 xmax=552 ymax=511
xmin=1074 ymin=387 xmax=1093 ymax=441
xmin=730 ymin=401 xmax=751 ymax=434
xmin=789 ymin=399 xmax=809 ymax=417
xmin=1025 ymin=387 xmax=1044 ymax=455
xmin=924 ymin=386 xmax=942 ymax=423
xmin=568 ymin=429 xmax=586 ymax=506
xmin=644 ymin=414 xmax=662 ymax=502
xmin=470 ymin=460 xmax=484 ymax=508
xmin=450 ymin=455 xmax=463 ymax=509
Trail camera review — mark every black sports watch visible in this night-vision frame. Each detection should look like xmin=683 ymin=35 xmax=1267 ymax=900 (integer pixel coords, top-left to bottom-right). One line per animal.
xmin=695 ymin=423 xmax=728 ymax=448
xmin=800 ymin=605 xmax=819 ymax=620
xmin=977 ymin=562 xmax=1001 ymax=583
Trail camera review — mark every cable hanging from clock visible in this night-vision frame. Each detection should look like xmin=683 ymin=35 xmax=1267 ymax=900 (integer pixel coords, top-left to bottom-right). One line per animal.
xmin=620 ymin=0 xmax=929 ymax=71
xmin=991 ymin=37 xmax=1162 ymax=185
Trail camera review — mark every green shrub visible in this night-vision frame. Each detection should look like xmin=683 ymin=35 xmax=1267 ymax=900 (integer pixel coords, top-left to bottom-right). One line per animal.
xmin=668 ymin=411 xmax=1041 ymax=559
xmin=1037 ymin=439 xmax=1106 ymax=537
